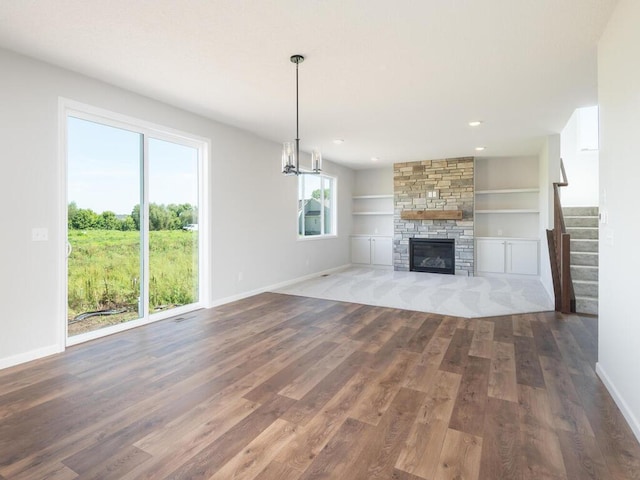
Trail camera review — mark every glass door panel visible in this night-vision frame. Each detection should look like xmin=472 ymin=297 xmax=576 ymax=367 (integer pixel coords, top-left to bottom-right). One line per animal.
xmin=148 ymin=138 xmax=199 ymax=314
xmin=67 ymin=116 xmax=143 ymax=336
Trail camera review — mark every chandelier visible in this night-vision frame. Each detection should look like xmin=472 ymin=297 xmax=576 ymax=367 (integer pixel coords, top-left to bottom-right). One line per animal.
xmin=282 ymin=55 xmax=322 ymax=175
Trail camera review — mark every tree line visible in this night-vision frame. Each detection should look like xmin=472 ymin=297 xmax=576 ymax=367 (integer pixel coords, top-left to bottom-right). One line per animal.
xmin=68 ymin=202 xmax=197 ymax=231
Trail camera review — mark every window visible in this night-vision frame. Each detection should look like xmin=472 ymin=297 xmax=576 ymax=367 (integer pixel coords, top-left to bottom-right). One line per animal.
xmin=298 ymin=174 xmax=336 ymax=237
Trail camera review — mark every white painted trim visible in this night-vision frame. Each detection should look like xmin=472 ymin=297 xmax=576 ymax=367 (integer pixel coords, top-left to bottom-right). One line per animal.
xmin=208 ymin=264 xmax=351 ymax=308
xmin=596 ymin=362 xmax=640 ymax=443
xmin=0 ymin=344 xmax=63 ymax=370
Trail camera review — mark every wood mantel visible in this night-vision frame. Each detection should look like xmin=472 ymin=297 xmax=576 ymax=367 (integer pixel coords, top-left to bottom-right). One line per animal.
xmin=400 ymin=210 xmax=463 ymax=220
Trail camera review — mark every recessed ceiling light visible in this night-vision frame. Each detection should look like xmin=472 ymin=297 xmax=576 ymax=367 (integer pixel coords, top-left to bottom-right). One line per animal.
xmin=469 ymin=121 xmax=483 ymax=127
xmin=371 ymin=157 xmax=379 ymax=162
xmin=333 ymin=139 xmax=345 ymax=145
xmin=475 ymin=146 xmax=486 ymax=151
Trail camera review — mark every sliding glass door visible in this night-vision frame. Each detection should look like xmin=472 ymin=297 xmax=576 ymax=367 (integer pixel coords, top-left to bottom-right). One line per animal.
xmin=65 ymin=107 xmax=205 ymax=341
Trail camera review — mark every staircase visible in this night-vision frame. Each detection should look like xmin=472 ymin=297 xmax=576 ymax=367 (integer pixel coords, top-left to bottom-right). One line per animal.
xmin=564 ymin=206 xmax=599 ymax=315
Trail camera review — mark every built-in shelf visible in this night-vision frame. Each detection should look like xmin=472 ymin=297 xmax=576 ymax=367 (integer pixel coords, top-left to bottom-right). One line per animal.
xmin=352 ymin=194 xmax=394 ymax=199
xmin=352 ymin=211 xmax=394 ymax=216
xmin=475 ymin=188 xmax=539 ymax=195
xmin=475 ymin=209 xmax=539 ymax=214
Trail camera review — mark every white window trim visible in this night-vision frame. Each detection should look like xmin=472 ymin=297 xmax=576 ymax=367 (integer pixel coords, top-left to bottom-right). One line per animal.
xmin=58 ymin=98 xmax=210 ymax=347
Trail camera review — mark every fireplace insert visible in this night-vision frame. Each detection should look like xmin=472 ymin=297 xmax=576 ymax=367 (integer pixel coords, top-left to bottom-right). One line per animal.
xmin=409 ymin=238 xmax=455 ymax=275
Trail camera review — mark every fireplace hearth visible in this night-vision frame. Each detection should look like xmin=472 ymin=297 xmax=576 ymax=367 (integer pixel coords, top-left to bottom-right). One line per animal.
xmin=409 ymin=238 xmax=455 ymax=275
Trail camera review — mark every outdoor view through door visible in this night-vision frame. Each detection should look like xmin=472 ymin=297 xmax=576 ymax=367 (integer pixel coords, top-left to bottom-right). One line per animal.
xmin=66 ymin=113 xmax=203 ymax=338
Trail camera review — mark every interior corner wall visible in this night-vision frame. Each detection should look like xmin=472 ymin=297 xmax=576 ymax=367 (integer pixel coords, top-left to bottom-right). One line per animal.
xmin=538 ymin=135 xmax=561 ymax=301
xmin=560 ymin=110 xmax=599 ymax=206
xmin=0 ymin=47 xmax=354 ymax=369
xmin=354 ymin=166 xmax=393 ymax=195
xmin=597 ymin=0 xmax=640 ymax=442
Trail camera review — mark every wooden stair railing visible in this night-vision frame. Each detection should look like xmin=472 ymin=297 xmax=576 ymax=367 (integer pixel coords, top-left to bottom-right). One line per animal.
xmin=547 ymin=160 xmax=576 ymax=313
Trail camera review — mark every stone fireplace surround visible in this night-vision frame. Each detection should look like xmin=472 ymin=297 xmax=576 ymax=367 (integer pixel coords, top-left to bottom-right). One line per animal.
xmin=393 ymin=157 xmax=474 ymax=275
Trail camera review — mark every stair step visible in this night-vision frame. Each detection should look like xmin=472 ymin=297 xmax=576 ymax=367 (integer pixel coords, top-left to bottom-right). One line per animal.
xmin=575 ymin=296 xmax=598 ymax=315
xmin=571 ymin=251 xmax=599 ymax=266
xmin=567 ymin=227 xmax=598 ymax=239
xmin=570 ymin=239 xmax=598 ymax=253
xmin=571 ymin=265 xmax=599 ymax=281
xmin=563 ymin=206 xmax=599 ymax=216
xmin=565 ymin=216 xmax=599 ymax=228
xmin=573 ymin=280 xmax=598 ymax=298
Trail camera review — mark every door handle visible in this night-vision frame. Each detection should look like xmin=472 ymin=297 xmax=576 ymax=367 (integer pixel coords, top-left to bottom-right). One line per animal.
xmin=66 ymin=241 xmax=72 ymax=258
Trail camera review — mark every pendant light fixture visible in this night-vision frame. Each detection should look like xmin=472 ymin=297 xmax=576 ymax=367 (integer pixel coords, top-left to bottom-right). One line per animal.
xmin=282 ymin=54 xmax=322 ymax=175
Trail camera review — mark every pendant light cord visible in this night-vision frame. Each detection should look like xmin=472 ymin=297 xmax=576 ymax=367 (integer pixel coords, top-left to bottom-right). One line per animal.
xmin=295 ymin=59 xmax=300 ymax=172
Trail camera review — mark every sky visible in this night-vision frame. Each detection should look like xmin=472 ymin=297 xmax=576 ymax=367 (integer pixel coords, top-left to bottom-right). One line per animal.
xmin=67 ymin=116 xmax=198 ymax=215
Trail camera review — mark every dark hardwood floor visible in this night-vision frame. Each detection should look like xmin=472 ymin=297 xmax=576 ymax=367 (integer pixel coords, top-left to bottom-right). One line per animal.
xmin=1 ymin=292 xmax=639 ymax=479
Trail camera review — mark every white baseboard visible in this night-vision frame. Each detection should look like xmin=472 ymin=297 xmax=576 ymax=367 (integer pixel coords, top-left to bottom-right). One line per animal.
xmin=208 ymin=264 xmax=351 ymax=308
xmin=0 ymin=343 xmax=64 ymax=371
xmin=596 ymin=362 xmax=640 ymax=443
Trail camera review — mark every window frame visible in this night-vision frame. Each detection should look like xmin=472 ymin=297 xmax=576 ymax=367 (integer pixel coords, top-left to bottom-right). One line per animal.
xmin=59 ymin=98 xmax=210 ymax=347
xmin=297 ymin=173 xmax=338 ymax=240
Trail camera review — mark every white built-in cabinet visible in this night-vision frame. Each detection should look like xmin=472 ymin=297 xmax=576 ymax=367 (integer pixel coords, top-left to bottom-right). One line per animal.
xmin=475 ymin=157 xmax=540 ymax=276
xmin=351 ymin=236 xmax=393 ymax=266
xmin=351 ymin=192 xmax=393 ymax=266
xmin=476 ymin=238 xmax=539 ymax=275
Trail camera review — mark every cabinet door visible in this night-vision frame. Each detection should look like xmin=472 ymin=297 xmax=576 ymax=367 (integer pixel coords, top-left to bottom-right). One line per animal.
xmin=371 ymin=236 xmax=393 ymax=266
xmin=351 ymin=237 xmax=371 ymax=264
xmin=507 ymin=240 xmax=538 ymax=275
xmin=476 ymin=239 xmax=506 ymax=273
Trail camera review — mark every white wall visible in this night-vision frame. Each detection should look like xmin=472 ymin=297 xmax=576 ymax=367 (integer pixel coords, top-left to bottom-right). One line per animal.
xmin=354 ymin=166 xmax=393 ymax=195
xmin=0 ymin=48 xmax=354 ymax=368
xmin=538 ymin=135 xmax=561 ymax=300
xmin=597 ymin=0 xmax=640 ymax=442
xmin=560 ymin=108 xmax=599 ymax=206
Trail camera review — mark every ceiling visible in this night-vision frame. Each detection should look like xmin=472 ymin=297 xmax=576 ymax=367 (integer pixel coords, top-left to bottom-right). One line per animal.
xmin=0 ymin=0 xmax=617 ymax=169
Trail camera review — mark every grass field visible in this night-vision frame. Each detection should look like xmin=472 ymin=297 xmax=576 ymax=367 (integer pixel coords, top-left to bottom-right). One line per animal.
xmin=68 ymin=230 xmax=198 ymax=333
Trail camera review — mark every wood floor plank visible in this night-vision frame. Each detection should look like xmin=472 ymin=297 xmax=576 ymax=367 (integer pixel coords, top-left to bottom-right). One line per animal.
xmin=405 ymin=315 xmax=441 ymax=353
xmin=514 ymin=335 xmax=545 ymax=388
xmin=479 ymin=397 xmax=521 ymax=479
xmin=280 ymin=349 xmax=371 ymax=426
xmin=278 ymin=340 xmax=361 ymax=400
xmin=165 ymin=394 xmax=296 ymax=480
xmin=449 ymin=355 xmax=491 ymax=437
xmin=395 ymin=370 xmax=461 ymax=478
xmin=517 ymin=384 xmax=568 ymax=480
xmin=1 ymin=293 xmax=640 ymax=480
xmin=439 ymin=328 xmax=474 ymax=374
xmin=468 ymin=319 xmax=495 ymax=359
xmin=342 ymin=388 xmax=425 ymax=480
xmin=513 ymin=314 xmax=534 ymax=337
xmin=433 ymin=428 xmax=483 ymax=480
xmin=550 ymin=325 xmax=597 ymax=378
xmin=296 ymin=417 xmax=370 ymax=480
xmin=538 ymin=355 xmax=595 ymax=436
xmin=571 ymin=373 xmax=640 ymax=479
xmin=349 ymin=350 xmax=419 ymax=425
xmin=244 ymin=341 xmax=340 ymax=403
xmin=488 ymin=341 xmax=518 ymax=402
xmin=531 ymin=317 xmax=563 ymax=360
xmin=209 ymin=419 xmax=298 ymax=480
xmin=403 ymin=336 xmax=452 ymax=392
xmin=489 ymin=315 xmax=514 ymax=343
xmin=273 ymin=363 xmax=375 ymax=471
xmin=557 ymin=429 xmax=611 ymax=480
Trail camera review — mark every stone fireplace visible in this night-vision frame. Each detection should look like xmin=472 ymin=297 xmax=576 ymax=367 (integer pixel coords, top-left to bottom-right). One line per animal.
xmin=394 ymin=157 xmax=474 ymax=275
